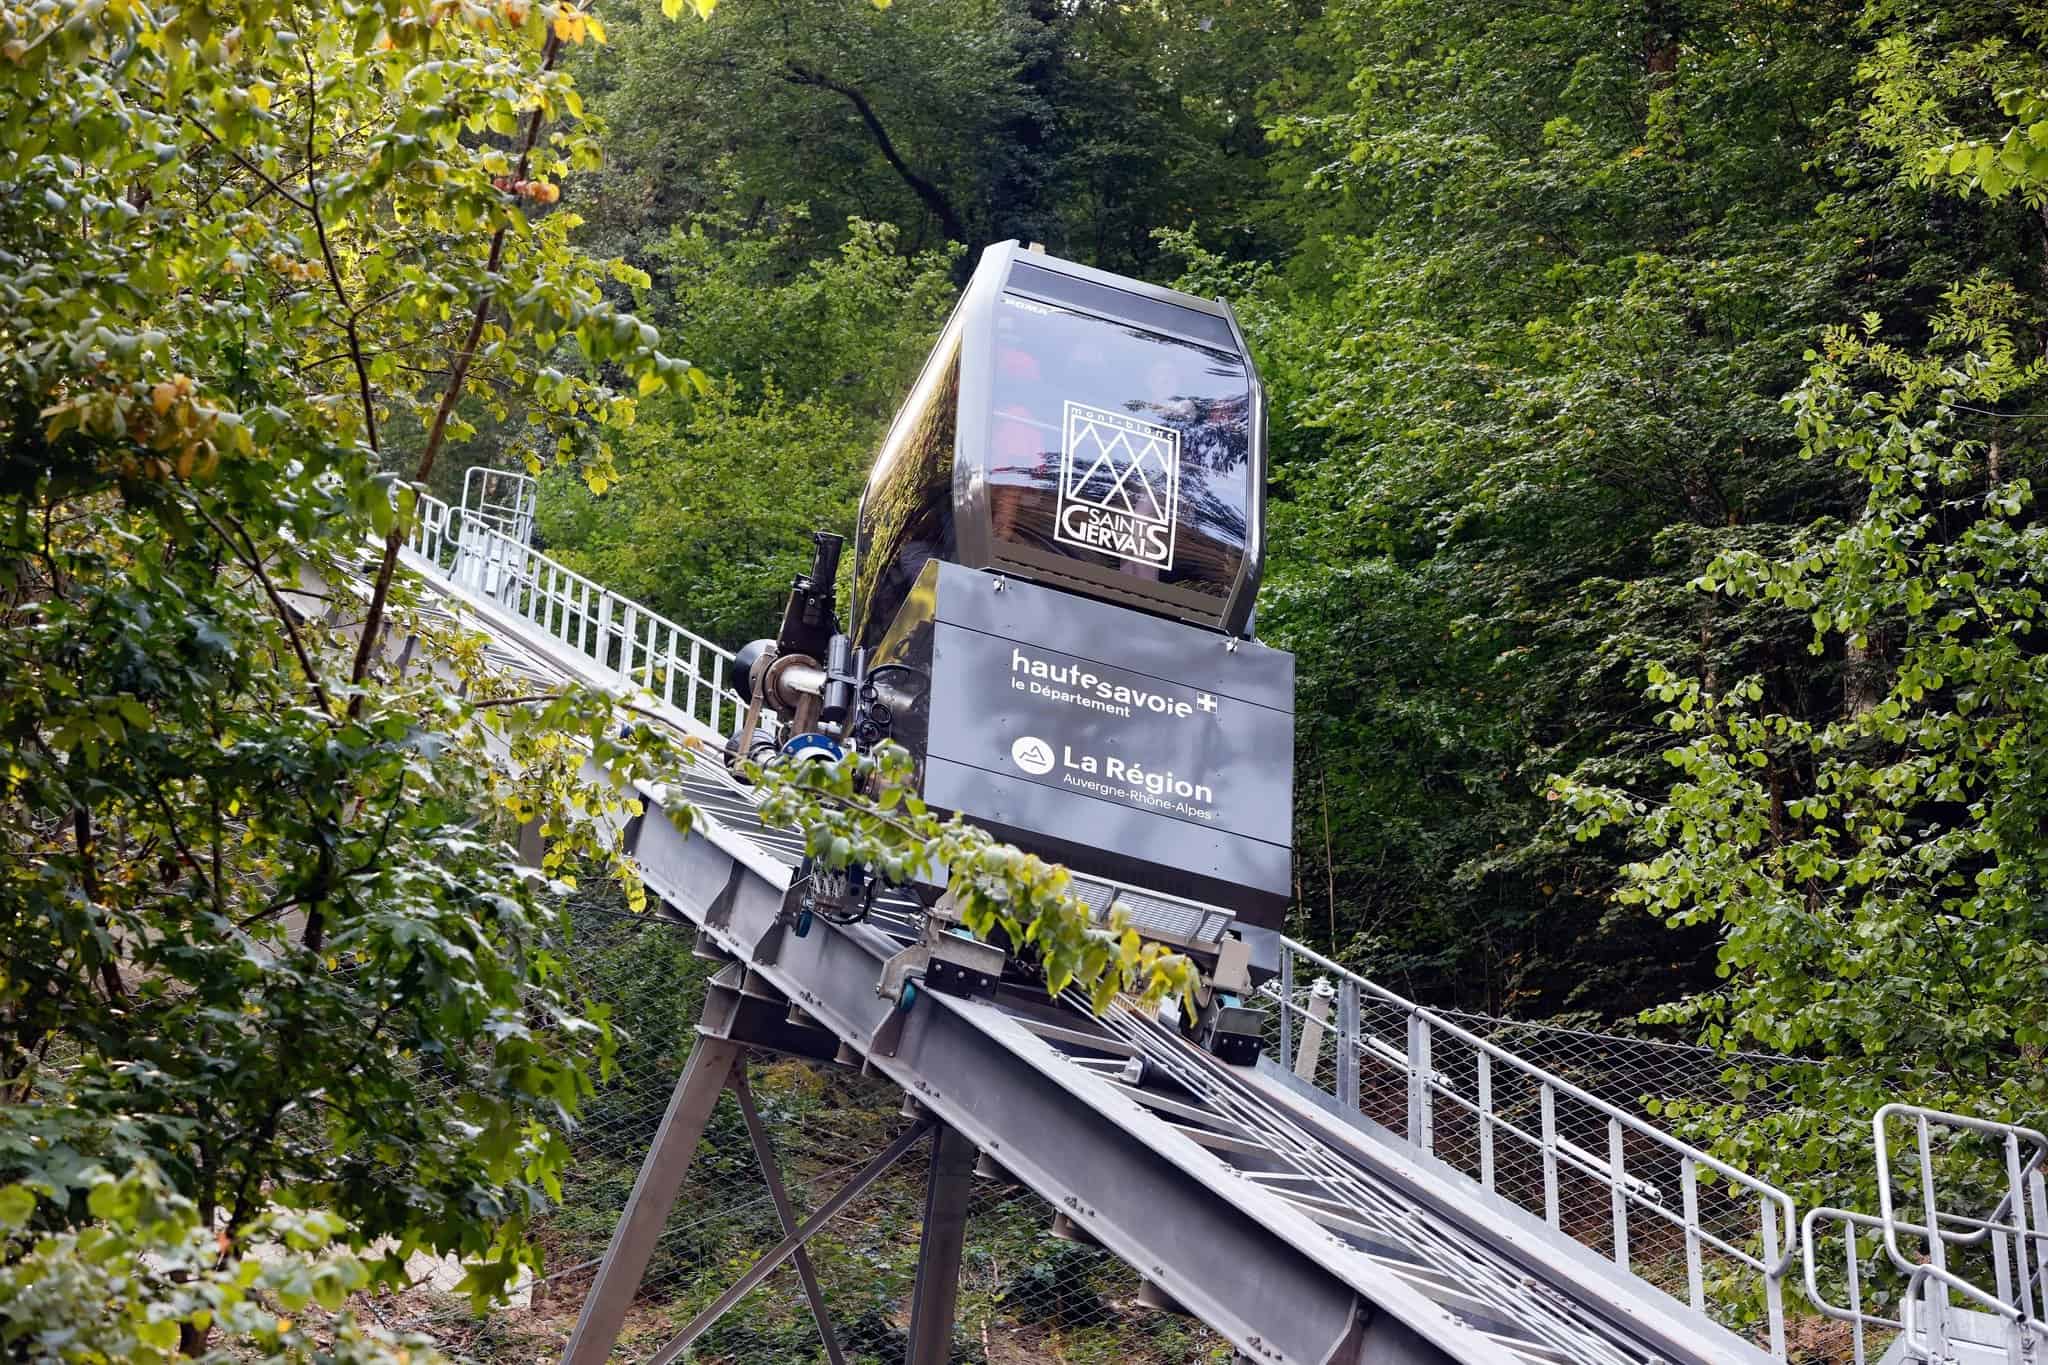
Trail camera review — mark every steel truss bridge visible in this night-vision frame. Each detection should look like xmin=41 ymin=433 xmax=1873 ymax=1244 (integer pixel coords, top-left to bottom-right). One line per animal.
xmin=364 ymin=471 xmax=2048 ymax=1365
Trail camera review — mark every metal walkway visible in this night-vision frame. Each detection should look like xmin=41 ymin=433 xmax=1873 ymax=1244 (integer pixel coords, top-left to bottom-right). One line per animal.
xmin=379 ymin=475 xmax=1813 ymax=1365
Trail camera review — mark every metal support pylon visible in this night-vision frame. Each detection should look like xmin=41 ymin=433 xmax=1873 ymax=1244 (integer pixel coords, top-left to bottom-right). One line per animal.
xmin=559 ymin=1024 xmax=912 ymax=1365
xmin=904 ymin=1123 xmax=978 ymax=1365
xmin=730 ymin=1068 xmax=848 ymax=1365
xmin=561 ymin=1036 xmax=741 ymax=1365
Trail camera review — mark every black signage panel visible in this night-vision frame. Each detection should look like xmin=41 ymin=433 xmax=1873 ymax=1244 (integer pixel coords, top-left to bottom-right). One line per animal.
xmin=927 ymin=623 xmax=1293 ymax=849
xmin=921 ymin=757 xmax=1293 ymax=915
xmin=888 ymin=562 xmax=1294 ymax=921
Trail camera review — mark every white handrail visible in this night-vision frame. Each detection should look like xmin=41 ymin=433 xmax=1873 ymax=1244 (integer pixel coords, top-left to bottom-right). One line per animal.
xmin=1873 ymin=1104 xmax=2048 ymax=1361
xmin=401 ymin=486 xmax=740 ymax=739
xmin=1265 ymin=936 xmax=1797 ymax=1356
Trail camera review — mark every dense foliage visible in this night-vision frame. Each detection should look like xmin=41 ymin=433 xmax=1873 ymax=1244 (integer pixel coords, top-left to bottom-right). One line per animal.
xmin=539 ymin=0 xmax=2048 ymax=1184
xmin=0 ymin=0 xmax=1179 ymax=1359
xmin=12 ymin=0 xmax=2048 ymax=1354
xmin=0 ymin=0 xmax=703 ymax=1355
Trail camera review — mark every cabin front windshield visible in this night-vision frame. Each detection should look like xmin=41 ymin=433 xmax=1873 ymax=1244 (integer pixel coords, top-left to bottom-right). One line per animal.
xmin=984 ymin=293 xmax=1252 ymax=603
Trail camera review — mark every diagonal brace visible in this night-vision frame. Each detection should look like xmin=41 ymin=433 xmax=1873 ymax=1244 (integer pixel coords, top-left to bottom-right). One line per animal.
xmin=731 ymin=1069 xmax=849 ymax=1365
xmin=646 ymin=1117 xmax=935 ymax=1365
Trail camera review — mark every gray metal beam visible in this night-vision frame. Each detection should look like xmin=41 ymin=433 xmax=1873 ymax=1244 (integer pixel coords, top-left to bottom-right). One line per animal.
xmin=732 ymin=1070 xmax=848 ymax=1365
xmin=905 ymin=1124 xmax=978 ymax=1365
xmin=560 ymin=1036 xmax=740 ymax=1365
xmin=626 ymin=793 xmax=1465 ymax=1365
xmin=700 ymin=975 xmax=845 ymax=1066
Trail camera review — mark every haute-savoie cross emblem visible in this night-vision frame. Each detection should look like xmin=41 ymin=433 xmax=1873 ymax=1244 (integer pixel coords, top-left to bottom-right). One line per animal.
xmin=1053 ymin=401 xmax=1180 ymax=569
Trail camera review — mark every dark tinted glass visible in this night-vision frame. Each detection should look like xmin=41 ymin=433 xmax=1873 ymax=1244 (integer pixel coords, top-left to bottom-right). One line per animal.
xmin=853 ymin=331 xmax=961 ymax=649
xmin=1007 ymin=262 xmax=1239 ymax=352
xmin=982 ymin=293 xmax=1252 ymax=602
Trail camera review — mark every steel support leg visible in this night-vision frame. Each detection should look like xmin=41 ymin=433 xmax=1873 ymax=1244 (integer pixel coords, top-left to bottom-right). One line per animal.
xmin=731 ymin=1069 xmax=848 ymax=1365
xmin=904 ymin=1123 xmax=978 ymax=1365
xmin=560 ymin=1036 xmax=741 ymax=1365
xmin=645 ymin=1119 xmax=933 ymax=1365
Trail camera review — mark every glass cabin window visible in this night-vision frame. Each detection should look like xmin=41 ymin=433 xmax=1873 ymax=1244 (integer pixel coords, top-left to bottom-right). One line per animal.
xmin=981 ymin=293 xmax=1251 ymax=603
xmin=852 ymin=328 xmax=962 ymax=650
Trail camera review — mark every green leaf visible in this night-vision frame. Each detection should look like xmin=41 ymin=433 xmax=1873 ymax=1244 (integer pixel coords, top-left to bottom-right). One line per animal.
xmin=0 ymin=1186 xmax=36 ymax=1229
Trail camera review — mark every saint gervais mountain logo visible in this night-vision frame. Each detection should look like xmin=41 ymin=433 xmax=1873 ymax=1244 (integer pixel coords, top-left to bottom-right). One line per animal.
xmin=1009 ymin=735 xmax=1056 ymax=776
xmin=1054 ymin=400 xmax=1180 ymax=569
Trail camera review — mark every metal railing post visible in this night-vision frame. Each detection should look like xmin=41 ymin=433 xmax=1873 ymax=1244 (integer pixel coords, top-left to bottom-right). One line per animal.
xmin=1680 ymin=1155 xmax=1705 ymax=1311
xmin=1294 ymin=976 xmax=1334 ymax=1084
xmin=2003 ymin=1129 xmax=2035 ymax=1334
xmin=1540 ymin=1082 xmax=1560 ymax=1228
xmin=1762 ymin=1193 xmax=1786 ymax=1362
xmin=1917 ymin=1111 xmax=1951 ymax=1363
xmin=595 ymin=590 xmax=616 ymax=673
xmin=620 ymin=603 xmax=641 ymax=684
xmin=1335 ymin=979 xmax=1360 ymax=1113
xmin=1844 ymin=1218 xmax=1866 ymax=1365
xmin=1276 ymin=948 xmax=1295 ymax=1074
xmin=2031 ymin=1162 xmax=2048 ymax=1322
xmin=1477 ymin=1052 xmax=1495 ymax=1194
xmin=1608 ymin=1117 xmax=1628 ymax=1268
xmin=1407 ymin=1013 xmax=1433 ymax=1154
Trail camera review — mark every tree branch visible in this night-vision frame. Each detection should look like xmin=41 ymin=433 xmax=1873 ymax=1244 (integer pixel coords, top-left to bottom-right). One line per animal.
xmin=300 ymin=46 xmax=382 ymax=470
xmin=183 ymin=115 xmax=312 ymax=211
xmin=187 ymin=498 xmax=333 ymax=714
xmin=784 ymin=62 xmax=968 ymax=243
xmin=73 ymin=809 xmax=128 ymax=1003
xmin=348 ymin=32 xmax=565 ymax=704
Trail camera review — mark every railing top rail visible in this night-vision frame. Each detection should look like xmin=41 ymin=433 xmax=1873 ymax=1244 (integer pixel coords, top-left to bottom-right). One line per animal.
xmin=1272 ymin=936 xmax=1798 ymax=1266
xmin=408 ymin=490 xmax=735 ymax=668
xmin=1874 ymin=1102 xmax=2048 ymax=1154
xmin=1435 ymin=1005 xmax=1819 ymax=1071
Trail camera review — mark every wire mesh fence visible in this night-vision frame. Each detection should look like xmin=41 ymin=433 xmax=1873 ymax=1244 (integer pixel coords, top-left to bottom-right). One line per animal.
xmin=367 ymin=904 xmax=1236 ymax=1363
xmin=364 ymin=906 xmax=1820 ymax=1363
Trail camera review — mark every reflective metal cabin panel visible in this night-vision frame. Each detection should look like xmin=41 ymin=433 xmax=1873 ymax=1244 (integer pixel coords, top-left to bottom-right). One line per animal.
xmin=851 ymin=308 xmax=969 ymax=652
xmin=853 ymin=241 xmax=1268 ymax=645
